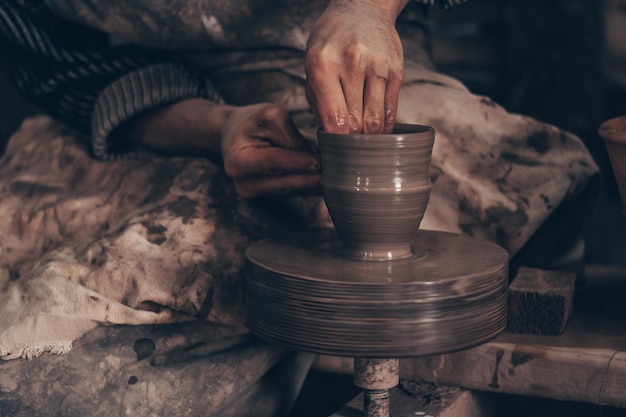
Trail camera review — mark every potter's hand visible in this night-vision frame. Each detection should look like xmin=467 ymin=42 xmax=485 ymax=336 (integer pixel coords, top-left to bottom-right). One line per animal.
xmin=221 ymin=103 xmax=321 ymax=199
xmin=122 ymin=99 xmax=320 ymax=199
xmin=305 ymin=0 xmax=407 ymax=134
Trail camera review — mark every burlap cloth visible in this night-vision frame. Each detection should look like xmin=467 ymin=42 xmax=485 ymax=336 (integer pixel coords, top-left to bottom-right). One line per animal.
xmin=0 ymin=115 xmax=327 ymax=360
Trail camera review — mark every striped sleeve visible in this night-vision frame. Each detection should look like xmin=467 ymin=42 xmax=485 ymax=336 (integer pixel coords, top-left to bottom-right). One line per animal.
xmin=92 ymin=63 xmax=223 ymax=160
xmin=0 ymin=1 xmax=222 ymax=160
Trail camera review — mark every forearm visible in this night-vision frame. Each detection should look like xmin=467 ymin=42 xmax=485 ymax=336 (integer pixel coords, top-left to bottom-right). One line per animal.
xmin=121 ymin=99 xmax=234 ymax=158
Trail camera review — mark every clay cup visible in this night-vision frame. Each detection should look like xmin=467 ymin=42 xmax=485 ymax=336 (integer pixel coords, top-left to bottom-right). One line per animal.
xmin=599 ymin=116 xmax=626 ymax=208
xmin=318 ymin=124 xmax=435 ymax=261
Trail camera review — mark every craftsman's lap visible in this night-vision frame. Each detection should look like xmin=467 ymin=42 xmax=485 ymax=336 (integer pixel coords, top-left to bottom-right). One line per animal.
xmin=0 ymin=116 xmax=317 ymax=416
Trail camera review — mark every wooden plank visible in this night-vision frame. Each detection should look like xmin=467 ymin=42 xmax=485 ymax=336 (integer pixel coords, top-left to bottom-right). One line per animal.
xmin=315 ymin=267 xmax=626 ymax=407
xmin=331 ymin=382 xmax=495 ymax=417
xmin=402 ymin=325 xmax=626 ymax=407
xmin=316 ymin=317 xmax=626 ymax=407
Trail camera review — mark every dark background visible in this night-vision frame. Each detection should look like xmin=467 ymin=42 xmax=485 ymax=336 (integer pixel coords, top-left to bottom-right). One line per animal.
xmin=428 ymin=0 xmax=626 ymax=267
xmin=0 ymin=0 xmax=624 ymax=266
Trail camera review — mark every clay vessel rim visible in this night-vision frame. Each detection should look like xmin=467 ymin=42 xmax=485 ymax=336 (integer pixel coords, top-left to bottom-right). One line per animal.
xmin=599 ymin=116 xmax=626 ymax=144
xmin=317 ymin=124 xmax=434 ymax=139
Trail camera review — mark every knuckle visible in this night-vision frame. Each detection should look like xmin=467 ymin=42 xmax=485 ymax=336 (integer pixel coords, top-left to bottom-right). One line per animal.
xmin=344 ymin=43 xmax=368 ymax=66
xmin=389 ymin=64 xmax=404 ymax=82
xmin=305 ymin=48 xmax=334 ymax=75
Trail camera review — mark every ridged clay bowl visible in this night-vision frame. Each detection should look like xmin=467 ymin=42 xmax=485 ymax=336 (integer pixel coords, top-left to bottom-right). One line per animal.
xmin=318 ymin=124 xmax=435 ymax=261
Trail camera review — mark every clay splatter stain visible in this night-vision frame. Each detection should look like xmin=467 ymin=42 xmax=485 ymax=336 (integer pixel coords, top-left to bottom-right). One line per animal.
xmin=142 ymin=221 xmax=168 ymax=245
xmin=488 ymin=348 xmax=505 ymax=389
xmin=133 ymin=338 xmax=156 ymax=361
xmin=9 ymin=181 xmax=61 ymax=198
xmin=508 ymin=350 xmax=533 ymax=375
xmin=167 ymin=196 xmax=198 ymax=224
xmin=511 ymin=350 xmax=533 ymax=367
xmin=500 ymin=152 xmax=541 ymax=166
xmin=485 ymin=205 xmax=529 ymax=228
xmin=527 ymin=130 xmax=551 ymax=154
xmin=141 ymin=222 xmax=167 ymax=235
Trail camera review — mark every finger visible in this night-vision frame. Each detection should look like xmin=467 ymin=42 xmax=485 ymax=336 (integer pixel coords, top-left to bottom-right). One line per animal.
xmin=362 ymin=72 xmax=387 ymax=134
xmin=306 ymin=65 xmax=350 ymax=134
xmin=253 ymin=105 xmax=310 ymax=152
xmin=234 ymin=174 xmax=322 ymax=199
xmin=383 ymin=70 xmax=403 ymax=134
xmin=226 ymin=147 xmax=320 ymax=180
xmin=305 ymin=83 xmax=322 ymax=127
xmin=339 ymin=72 xmax=365 ymax=133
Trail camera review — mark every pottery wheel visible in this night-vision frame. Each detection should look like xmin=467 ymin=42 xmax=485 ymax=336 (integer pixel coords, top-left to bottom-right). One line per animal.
xmin=245 ymin=229 xmax=508 ymax=358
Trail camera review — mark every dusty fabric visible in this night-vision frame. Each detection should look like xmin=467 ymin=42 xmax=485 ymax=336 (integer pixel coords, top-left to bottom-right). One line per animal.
xmin=0 ymin=116 xmax=321 ymax=416
xmin=0 ymin=116 xmax=330 ymax=360
xmin=0 ymin=321 xmax=316 ymax=417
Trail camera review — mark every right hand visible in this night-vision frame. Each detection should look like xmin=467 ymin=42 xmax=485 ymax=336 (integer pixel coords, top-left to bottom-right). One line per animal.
xmin=305 ymin=0 xmax=405 ymax=134
xmin=220 ymin=103 xmax=321 ymax=199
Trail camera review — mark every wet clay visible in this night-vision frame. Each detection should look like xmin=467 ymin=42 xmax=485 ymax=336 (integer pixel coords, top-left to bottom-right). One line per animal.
xmin=318 ymin=124 xmax=435 ymax=261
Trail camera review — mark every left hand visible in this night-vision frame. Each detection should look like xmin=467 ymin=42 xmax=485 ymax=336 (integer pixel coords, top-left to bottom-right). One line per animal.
xmin=305 ymin=0 xmax=406 ymax=134
xmin=220 ymin=103 xmax=321 ymax=199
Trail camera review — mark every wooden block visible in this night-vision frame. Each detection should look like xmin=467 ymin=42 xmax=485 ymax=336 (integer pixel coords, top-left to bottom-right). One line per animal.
xmin=507 ymin=267 xmax=576 ymax=335
xmin=330 ymin=381 xmax=494 ymax=417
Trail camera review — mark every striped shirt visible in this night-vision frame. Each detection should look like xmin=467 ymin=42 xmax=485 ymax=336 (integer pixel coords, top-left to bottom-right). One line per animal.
xmin=0 ymin=1 xmax=222 ymax=160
